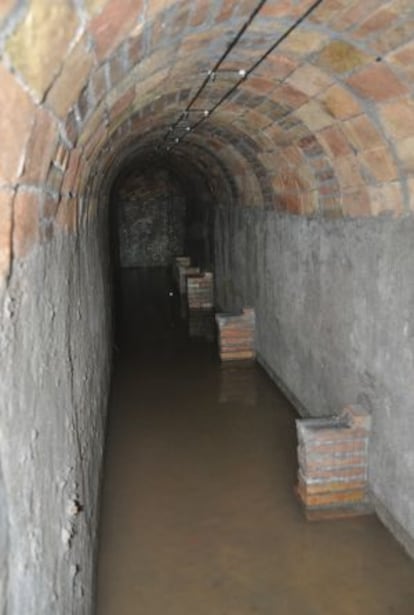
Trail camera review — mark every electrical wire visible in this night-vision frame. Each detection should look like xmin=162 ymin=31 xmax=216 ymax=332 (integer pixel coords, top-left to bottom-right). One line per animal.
xmin=163 ymin=0 xmax=268 ymax=141
xmin=164 ymin=0 xmax=324 ymax=152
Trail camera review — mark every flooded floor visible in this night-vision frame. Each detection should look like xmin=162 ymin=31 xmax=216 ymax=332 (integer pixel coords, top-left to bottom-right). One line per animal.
xmin=96 ymin=268 xmax=414 ymax=614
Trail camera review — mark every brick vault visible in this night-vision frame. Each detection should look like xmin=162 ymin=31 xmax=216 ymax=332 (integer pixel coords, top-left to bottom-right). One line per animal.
xmin=0 ymin=1 xmax=414 ymax=612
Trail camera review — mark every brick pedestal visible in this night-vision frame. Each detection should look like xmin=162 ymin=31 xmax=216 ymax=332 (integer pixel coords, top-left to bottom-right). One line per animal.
xmin=186 ymin=272 xmax=214 ymax=309
xmin=295 ymin=405 xmax=373 ymax=520
xmin=215 ymin=308 xmax=255 ymax=362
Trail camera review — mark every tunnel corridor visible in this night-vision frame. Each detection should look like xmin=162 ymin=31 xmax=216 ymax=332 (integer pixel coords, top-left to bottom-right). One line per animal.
xmin=96 ymin=267 xmax=414 ymax=614
xmin=1 ymin=0 xmax=414 ymax=613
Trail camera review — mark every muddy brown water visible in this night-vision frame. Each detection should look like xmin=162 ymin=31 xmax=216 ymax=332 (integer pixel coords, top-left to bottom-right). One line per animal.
xmin=96 ymin=268 xmax=414 ymax=614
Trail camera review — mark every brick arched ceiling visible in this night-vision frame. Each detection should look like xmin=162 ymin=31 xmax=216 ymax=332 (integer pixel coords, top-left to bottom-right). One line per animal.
xmin=1 ymin=0 xmax=413 ymax=274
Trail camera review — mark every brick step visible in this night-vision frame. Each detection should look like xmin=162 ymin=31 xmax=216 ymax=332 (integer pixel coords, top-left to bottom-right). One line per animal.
xmin=299 ymin=466 xmax=367 ymax=482
xmin=299 ymin=439 xmax=368 ymax=456
xmin=297 ymin=484 xmax=367 ymax=508
xmin=220 ymin=351 xmax=256 ymax=361
xmin=298 ymin=453 xmax=367 ymax=471
xmin=298 ymin=476 xmax=366 ymax=495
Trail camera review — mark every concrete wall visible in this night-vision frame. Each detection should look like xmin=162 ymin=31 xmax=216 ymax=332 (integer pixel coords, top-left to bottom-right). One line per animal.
xmin=0 ymin=216 xmax=112 ymax=614
xmin=215 ymin=204 xmax=414 ymax=557
xmin=116 ymin=169 xmax=186 ymax=268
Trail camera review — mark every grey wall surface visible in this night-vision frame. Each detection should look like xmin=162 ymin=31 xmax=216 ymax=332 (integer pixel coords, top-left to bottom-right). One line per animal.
xmin=0 ymin=218 xmax=112 ymax=614
xmin=116 ymin=169 xmax=186 ymax=268
xmin=215 ymin=204 xmax=414 ymax=556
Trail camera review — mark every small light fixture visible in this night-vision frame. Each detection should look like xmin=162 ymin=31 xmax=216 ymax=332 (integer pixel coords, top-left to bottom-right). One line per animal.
xmin=238 ymin=69 xmax=247 ymax=78
xmin=203 ymin=110 xmax=209 ymax=117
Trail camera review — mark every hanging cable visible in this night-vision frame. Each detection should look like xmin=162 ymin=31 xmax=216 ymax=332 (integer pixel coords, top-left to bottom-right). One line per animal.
xmin=164 ymin=0 xmax=324 ymax=152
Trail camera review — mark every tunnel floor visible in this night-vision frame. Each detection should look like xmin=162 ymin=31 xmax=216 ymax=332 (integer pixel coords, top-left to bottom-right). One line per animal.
xmin=96 ymin=268 xmax=414 ymax=615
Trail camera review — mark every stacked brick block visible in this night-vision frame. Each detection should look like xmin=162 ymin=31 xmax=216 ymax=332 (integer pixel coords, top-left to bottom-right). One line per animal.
xmin=215 ymin=308 xmax=255 ymax=362
xmin=173 ymin=257 xmax=215 ymax=341
xmin=186 ymin=272 xmax=214 ymax=309
xmin=296 ymin=405 xmax=372 ymax=520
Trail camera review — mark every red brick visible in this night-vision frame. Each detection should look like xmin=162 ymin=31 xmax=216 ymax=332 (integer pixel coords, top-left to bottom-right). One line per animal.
xmin=330 ymin=0 xmax=382 ymax=31
xmin=347 ymin=64 xmax=408 ymax=102
xmin=408 ymin=179 xmax=414 ymax=213
xmin=0 ymin=66 xmax=34 ymax=183
xmin=6 ymin=0 xmax=78 ymax=100
xmin=55 ymin=196 xmax=78 ymax=233
xmin=62 ymin=149 xmax=82 ymax=196
xmin=343 ymin=114 xmax=384 ymax=151
xmin=190 ymin=2 xmax=210 ymax=27
xmin=244 ymin=76 xmax=274 ymax=96
xmin=0 ymin=188 xmax=14 ymax=281
xmin=368 ymin=183 xmax=404 ymax=216
xmin=372 ymin=18 xmax=414 ymax=56
xmin=319 ymin=84 xmax=361 ymax=120
xmin=316 ymin=40 xmax=370 ymax=74
xmin=342 ymin=187 xmax=371 ymax=217
xmin=47 ymin=37 xmax=94 ymax=118
xmin=89 ymin=0 xmax=144 ymax=60
xmin=287 ymin=63 xmax=332 ymax=97
xmin=358 ymin=146 xmax=398 ymax=182
xmin=261 ymin=53 xmax=297 ymax=81
xmin=0 ymin=0 xmax=17 ymax=25
xmin=318 ymin=125 xmax=352 ymax=158
xmin=271 ymin=83 xmax=308 ymax=109
xmin=379 ymin=100 xmax=414 ymax=140
xmin=22 ymin=107 xmax=58 ymax=184
xmin=396 ymin=137 xmax=414 ymax=174
xmin=90 ymin=64 xmax=108 ymax=105
xmin=110 ymin=88 xmax=135 ymax=123
xmin=13 ymin=190 xmax=40 ymax=259
xmin=353 ymin=7 xmax=398 ymax=38
xmin=298 ymin=485 xmax=367 ymax=508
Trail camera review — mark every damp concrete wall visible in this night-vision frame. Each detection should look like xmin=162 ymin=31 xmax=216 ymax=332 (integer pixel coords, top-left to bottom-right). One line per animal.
xmin=214 ymin=204 xmax=414 ymax=557
xmin=0 ymin=218 xmax=112 ymax=614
